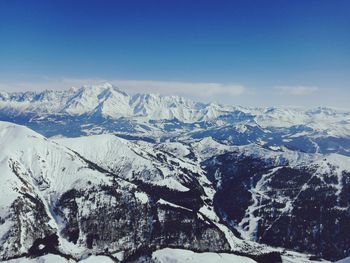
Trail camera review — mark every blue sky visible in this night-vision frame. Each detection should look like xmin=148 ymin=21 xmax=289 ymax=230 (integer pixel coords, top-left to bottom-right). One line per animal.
xmin=0 ymin=0 xmax=349 ymax=107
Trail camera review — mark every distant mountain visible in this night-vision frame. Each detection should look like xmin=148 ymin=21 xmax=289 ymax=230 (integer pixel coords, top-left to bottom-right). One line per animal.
xmin=1 ymin=83 xmax=350 ymax=157
xmin=0 ymin=83 xmax=212 ymax=121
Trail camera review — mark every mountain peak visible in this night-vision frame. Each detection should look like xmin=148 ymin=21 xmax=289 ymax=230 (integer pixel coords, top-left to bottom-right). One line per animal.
xmin=81 ymin=82 xmax=113 ymax=89
xmin=79 ymin=82 xmax=127 ymax=95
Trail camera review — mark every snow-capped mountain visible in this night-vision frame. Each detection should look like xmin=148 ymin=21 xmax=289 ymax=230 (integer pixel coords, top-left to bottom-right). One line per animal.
xmin=1 ymin=83 xmax=350 ymax=157
xmin=1 ymin=83 xmax=350 ymax=262
xmin=0 ymin=121 xmax=339 ymax=263
xmin=56 ymin=133 xmax=350 ymax=260
xmin=201 ymin=142 xmax=350 ymax=260
xmin=1 ymin=83 xmax=349 ymax=129
xmin=0 ymin=83 xmax=211 ymax=121
xmin=0 ymin=121 xmax=284 ymax=263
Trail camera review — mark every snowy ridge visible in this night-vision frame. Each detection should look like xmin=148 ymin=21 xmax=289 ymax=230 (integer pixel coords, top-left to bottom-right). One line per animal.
xmin=2 ymin=83 xmax=350 ymax=159
xmin=1 ymin=121 xmax=337 ymax=262
xmin=0 ymin=122 xmax=108 ymax=205
xmin=0 ymin=122 xmax=254 ymax=262
xmin=1 ymin=83 xmax=350 ymax=133
xmin=0 ymin=83 xmax=213 ymax=121
xmin=56 ymin=134 xmax=204 ymax=191
xmin=0 ymin=122 xmax=123 ymax=259
xmin=58 ymin=133 xmax=350 ymax=261
xmin=193 ymin=136 xmax=350 ymax=174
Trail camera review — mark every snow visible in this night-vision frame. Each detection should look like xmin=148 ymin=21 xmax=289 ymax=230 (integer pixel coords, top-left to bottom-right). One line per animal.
xmin=214 ymin=223 xmax=246 ymax=249
xmin=112 ymin=251 xmax=125 ymax=261
xmin=2 ymin=254 xmax=115 ymax=263
xmin=152 ymin=248 xmax=257 ymax=263
xmin=79 ymin=255 xmax=114 ymax=263
xmin=198 ymin=206 xmax=219 ymax=222
xmin=197 ymin=137 xmax=350 ymax=176
xmin=156 ymin=142 xmax=191 ymax=159
xmin=282 ymin=250 xmax=331 ymax=263
xmin=3 ymin=254 xmax=71 ymax=263
xmin=134 ymin=191 xmax=149 ymax=204
xmin=157 ymin=198 xmax=192 ymax=212
xmin=0 ymin=122 xmax=109 ymax=200
xmin=0 ymin=83 xmax=212 ymax=122
xmin=191 ymin=137 xmax=236 ymax=161
xmin=237 ymin=167 xmax=282 ymax=240
xmin=1 ymin=251 xmax=331 ymax=263
xmin=336 ymin=256 xmax=350 ymax=263
xmin=0 ymin=121 xmax=115 ymax=258
xmin=56 ymin=134 xmax=196 ymax=192
xmin=2 ymin=83 xmax=349 ymax=137
xmin=56 ymin=134 xmax=157 ymax=180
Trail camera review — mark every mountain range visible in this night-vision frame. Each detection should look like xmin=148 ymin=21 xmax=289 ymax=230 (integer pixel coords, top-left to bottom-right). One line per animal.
xmin=0 ymin=83 xmax=350 ymax=263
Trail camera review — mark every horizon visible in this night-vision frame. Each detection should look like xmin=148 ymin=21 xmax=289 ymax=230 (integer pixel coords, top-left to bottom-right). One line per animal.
xmin=1 ymin=80 xmax=350 ymax=111
xmin=0 ymin=0 xmax=349 ymax=108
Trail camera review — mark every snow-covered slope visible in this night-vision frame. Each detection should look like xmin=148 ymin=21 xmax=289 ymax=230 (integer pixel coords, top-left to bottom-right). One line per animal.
xmin=337 ymin=256 xmax=350 ymax=263
xmin=199 ymin=138 xmax=350 ymax=261
xmin=1 ymin=248 xmax=332 ymax=263
xmin=152 ymin=248 xmax=331 ymax=263
xmin=3 ymin=254 xmax=115 ymax=263
xmin=53 ymin=133 xmax=350 ymax=261
xmin=3 ymin=122 xmax=288 ymax=262
xmin=0 ymin=122 xmax=233 ymax=261
xmin=0 ymin=122 xmax=141 ymax=259
xmin=55 ymin=134 xmax=203 ymax=191
xmin=152 ymin=248 xmax=257 ymax=263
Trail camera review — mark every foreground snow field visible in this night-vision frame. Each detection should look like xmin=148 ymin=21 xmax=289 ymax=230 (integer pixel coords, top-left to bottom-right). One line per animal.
xmin=3 ymin=254 xmax=114 ymax=263
xmin=337 ymin=257 xmax=350 ymax=263
xmin=2 ymin=248 xmax=334 ymax=263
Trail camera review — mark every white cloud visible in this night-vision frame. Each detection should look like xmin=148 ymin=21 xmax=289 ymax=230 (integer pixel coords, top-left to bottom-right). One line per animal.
xmin=111 ymin=79 xmax=245 ymax=97
xmin=0 ymin=77 xmax=246 ymax=98
xmin=275 ymin=85 xmax=319 ymax=96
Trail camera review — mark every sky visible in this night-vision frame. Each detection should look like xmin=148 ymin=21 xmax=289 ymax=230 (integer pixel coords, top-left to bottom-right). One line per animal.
xmin=0 ymin=0 xmax=349 ymax=107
